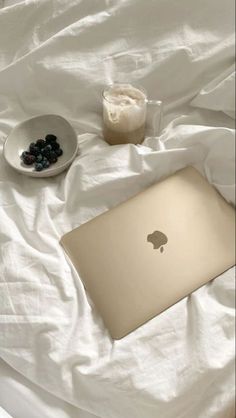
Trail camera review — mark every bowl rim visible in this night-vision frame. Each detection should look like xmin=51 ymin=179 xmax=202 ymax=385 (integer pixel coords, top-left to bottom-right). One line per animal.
xmin=3 ymin=114 xmax=79 ymax=176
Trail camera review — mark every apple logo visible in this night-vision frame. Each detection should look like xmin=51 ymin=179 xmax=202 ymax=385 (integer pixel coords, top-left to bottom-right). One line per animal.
xmin=147 ymin=231 xmax=168 ymax=253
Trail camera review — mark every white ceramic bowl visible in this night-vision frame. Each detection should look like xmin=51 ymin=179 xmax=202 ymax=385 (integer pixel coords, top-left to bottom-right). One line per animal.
xmin=3 ymin=114 xmax=78 ymax=177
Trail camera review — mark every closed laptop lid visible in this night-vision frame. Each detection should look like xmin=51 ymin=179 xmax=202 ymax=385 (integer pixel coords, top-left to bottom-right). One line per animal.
xmin=60 ymin=167 xmax=235 ymax=339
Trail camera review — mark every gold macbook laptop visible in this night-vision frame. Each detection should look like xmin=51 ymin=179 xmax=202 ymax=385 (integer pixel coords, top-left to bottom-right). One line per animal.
xmin=60 ymin=167 xmax=235 ymax=339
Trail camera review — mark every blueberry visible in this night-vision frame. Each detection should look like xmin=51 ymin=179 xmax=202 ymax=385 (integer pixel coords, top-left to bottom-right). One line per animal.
xmin=29 ymin=145 xmax=40 ymax=156
xmin=21 ymin=151 xmax=30 ymax=160
xmin=35 ymin=163 xmax=43 ymax=171
xmin=55 ymin=148 xmax=63 ymax=157
xmin=44 ymin=144 xmax=52 ymax=152
xmin=36 ymin=154 xmax=43 ymax=163
xmin=23 ymin=154 xmax=36 ymax=165
xmin=29 ymin=142 xmax=36 ymax=150
xmin=42 ymin=159 xmax=50 ymax=169
xmin=45 ymin=134 xmax=57 ymax=143
xmin=36 ymin=139 xmax=46 ymax=148
xmin=41 ymin=148 xmax=51 ymax=158
xmin=51 ymin=141 xmax=60 ymax=150
xmin=48 ymin=151 xmax=58 ymax=163
xmin=29 ymin=142 xmax=36 ymax=153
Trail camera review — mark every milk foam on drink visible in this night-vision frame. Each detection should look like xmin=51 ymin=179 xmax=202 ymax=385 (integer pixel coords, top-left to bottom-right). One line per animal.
xmin=103 ymin=84 xmax=147 ymax=145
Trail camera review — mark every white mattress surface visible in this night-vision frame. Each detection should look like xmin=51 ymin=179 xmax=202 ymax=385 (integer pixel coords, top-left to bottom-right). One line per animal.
xmin=0 ymin=1 xmax=235 ymax=418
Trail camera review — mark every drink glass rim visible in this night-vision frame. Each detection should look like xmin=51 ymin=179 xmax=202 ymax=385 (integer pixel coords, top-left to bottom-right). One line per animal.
xmin=102 ymin=82 xmax=147 ymax=104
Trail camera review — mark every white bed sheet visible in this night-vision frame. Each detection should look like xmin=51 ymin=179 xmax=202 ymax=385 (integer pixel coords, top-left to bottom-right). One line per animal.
xmin=0 ymin=358 xmax=99 ymax=418
xmin=0 ymin=1 xmax=235 ymax=418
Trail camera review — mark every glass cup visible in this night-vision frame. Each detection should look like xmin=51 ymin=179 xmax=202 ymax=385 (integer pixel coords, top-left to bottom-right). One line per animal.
xmin=102 ymin=83 xmax=162 ymax=145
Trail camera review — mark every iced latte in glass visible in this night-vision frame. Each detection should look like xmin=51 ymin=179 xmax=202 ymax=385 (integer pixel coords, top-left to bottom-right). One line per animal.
xmin=103 ymin=83 xmax=147 ymax=145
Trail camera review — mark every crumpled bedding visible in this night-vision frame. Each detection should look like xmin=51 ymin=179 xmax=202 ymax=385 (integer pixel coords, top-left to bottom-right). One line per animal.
xmin=0 ymin=1 xmax=235 ymax=418
xmin=0 ymin=358 xmax=97 ymax=418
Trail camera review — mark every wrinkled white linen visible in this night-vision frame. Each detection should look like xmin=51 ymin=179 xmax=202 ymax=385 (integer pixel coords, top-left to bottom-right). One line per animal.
xmin=0 ymin=1 xmax=235 ymax=418
xmin=0 ymin=358 xmax=99 ymax=418
xmin=191 ymin=64 xmax=235 ymax=119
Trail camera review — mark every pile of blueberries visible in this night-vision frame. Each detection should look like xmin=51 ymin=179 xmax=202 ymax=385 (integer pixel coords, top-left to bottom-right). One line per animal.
xmin=21 ymin=134 xmax=63 ymax=171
